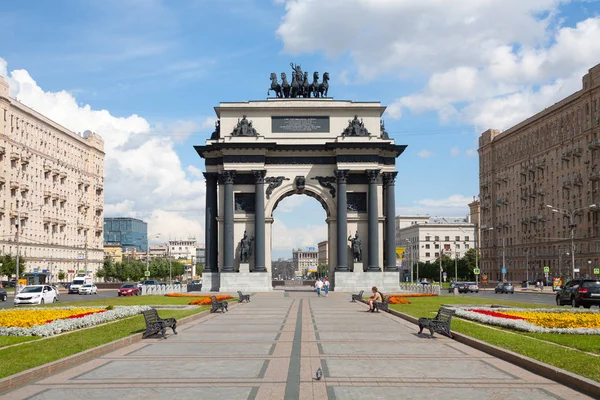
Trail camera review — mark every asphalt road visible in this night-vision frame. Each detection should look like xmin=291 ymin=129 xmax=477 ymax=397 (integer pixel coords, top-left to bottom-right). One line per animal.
xmin=0 ymin=289 xmax=120 ymax=309
xmin=440 ymin=289 xmax=559 ymax=306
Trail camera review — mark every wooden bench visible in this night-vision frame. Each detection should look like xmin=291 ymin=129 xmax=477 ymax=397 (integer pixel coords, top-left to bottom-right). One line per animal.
xmin=418 ymin=307 xmax=455 ymax=338
xmin=372 ymin=294 xmax=390 ymax=312
xmin=141 ymin=309 xmax=177 ymax=339
xmin=210 ymin=295 xmax=228 ymax=313
xmin=351 ymin=290 xmax=364 ymax=303
xmin=237 ymin=291 xmax=250 ymax=303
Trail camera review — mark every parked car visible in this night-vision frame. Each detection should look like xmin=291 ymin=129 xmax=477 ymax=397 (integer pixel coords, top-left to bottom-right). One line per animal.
xmin=495 ymin=282 xmax=515 ymax=294
xmin=556 ymin=279 xmax=600 ymax=308
xmin=79 ymin=284 xmax=98 ymax=295
xmin=0 ymin=286 xmax=7 ymax=302
xmin=14 ymin=285 xmax=58 ymax=306
xmin=448 ymin=282 xmax=463 ymax=293
xmin=118 ymin=284 xmax=140 ymax=296
xmin=464 ymin=282 xmax=479 ymax=293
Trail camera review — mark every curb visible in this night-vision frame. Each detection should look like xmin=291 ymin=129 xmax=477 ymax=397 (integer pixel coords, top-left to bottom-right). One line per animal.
xmin=364 ymin=300 xmax=600 ymax=399
xmin=0 ymin=303 xmax=240 ymax=394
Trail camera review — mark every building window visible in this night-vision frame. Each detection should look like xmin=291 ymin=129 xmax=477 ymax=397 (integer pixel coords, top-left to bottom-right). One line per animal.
xmin=455 ymin=236 xmax=460 ymax=241
xmin=434 ymin=236 xmax=439 ymax=241
xmin=435 ymin=244 xmax=439 ymax=249
xmin=425 ymin=236 xmax=430 ymax=242
xmin=435 ymin=252 xmax=439 ymax=258
xmin=425 ymin=252 xmax=430 ymax=257
xmin=456 ymin=244 xmax=460 ymax=249
xmin=445 ymin=236 xmax=450 ymax=241
xmin=425 ymin=244 xmax=430 ymax=249
xmin=465 ymin=236 xmax=470 ymax=241
xmin=465 ymin=244 xmax=470 ymax=249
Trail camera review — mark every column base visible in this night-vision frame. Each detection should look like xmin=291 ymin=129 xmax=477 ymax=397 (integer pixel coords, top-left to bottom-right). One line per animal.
xmin=220 ymin=271 xmax=273 ymax=292
xmin=335 ymin=266 xmax=349 ymax=272
xmin=333 ymin=270 xmax=404 ymax=293
xmin=200 ymin=272 xmax=220 ymax=292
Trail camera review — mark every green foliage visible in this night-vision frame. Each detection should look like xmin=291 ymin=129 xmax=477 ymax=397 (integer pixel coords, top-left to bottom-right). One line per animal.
xmin=408 ymin=248 xmax=481 ymax=282
xmin=195 ymin=263 xmax=204 ymax=277
xmin=57 ymin=270 xmax=66 ymax=282
xmin=95 ymin=257 xmax=185 ymax=282
xmin=0 ymin=254 xmax=26 ymax=278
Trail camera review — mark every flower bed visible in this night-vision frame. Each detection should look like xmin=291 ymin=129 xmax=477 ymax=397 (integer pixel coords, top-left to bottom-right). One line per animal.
xmin=188 ymin=295 xmax=232 ymax=305
xmin=164 ymin=293 xmax=206 ymax=298
xmin=388 ymin=296 xmax=410 ymax=304
xmin=0 ymin=306 xmax=152 ymax=337
xmin=454 ymin=307 xmax=600 ymax=334
xmin=389 ymin=293 xmax=437 ymax=298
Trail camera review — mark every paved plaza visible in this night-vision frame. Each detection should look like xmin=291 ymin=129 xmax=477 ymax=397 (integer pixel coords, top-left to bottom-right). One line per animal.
xmin=2 ymin=291 xmax=591 ymax=399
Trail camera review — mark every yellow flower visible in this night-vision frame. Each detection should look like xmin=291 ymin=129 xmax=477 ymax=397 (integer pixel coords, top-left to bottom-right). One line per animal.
xmin=501 ymin=310 xmax=600 ymax=329
xmin=0 ymin=308 xmax=103 ymax=328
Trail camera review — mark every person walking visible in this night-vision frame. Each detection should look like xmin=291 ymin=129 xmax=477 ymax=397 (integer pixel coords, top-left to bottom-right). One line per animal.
xmin=324 ymin=277 xmax=330 ymax=297
xmin=315 ymin=278 xmax=323 ymax=297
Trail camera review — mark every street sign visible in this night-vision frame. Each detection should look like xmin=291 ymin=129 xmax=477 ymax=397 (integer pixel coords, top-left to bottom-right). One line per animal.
xmin=594 ymin=268 xmax=600 ymax=274
xmin=442 ymin=272 xmax=447 ymax=277
xmin=473 ymin=268 xmax=481 ymax=275
xmin=574 ymin=268 xmax=580 ymax=273
xmin=144 ymin=271 xmax=150 ymax=277
xmin=33 ymin=267 xmax=39 ymax=272
xmin=501 ymin=268 xmax=506 ymax=274
xmin=543 ymin=266 xmax=550 ymax=273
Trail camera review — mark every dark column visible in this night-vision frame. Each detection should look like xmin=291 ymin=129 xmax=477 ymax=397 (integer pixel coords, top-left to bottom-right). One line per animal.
xmin=203 ymin=172 xmax=218 ymax=272
xmin=383 ymin=172 xmax=398 ymax=271
xmin=367 ymin=170 xmax=381 ymax=271
xmin=221 ymin=170 xmax=236 ymax=272
xmin=335 ymin=169 xmax=349 ymax=271
xmin=253 ymin=170 xmax=266 ymax=272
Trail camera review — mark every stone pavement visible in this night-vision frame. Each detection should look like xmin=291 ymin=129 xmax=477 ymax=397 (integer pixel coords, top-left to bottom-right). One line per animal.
xmin=2 ymin=291 xmax=592 ymax=400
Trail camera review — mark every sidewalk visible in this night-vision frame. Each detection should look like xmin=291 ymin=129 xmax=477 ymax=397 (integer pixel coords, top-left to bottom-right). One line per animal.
xmin=1 ymin=291 xmax=591 ymax=399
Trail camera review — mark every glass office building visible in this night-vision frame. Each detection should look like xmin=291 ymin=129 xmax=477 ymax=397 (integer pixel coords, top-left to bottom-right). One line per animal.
xmin=103 ymin=218 xmax=148 ymax=252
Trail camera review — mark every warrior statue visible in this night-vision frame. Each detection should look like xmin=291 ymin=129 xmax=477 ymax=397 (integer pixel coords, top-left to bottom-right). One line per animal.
xmin=348 ymin=232 xmax=362 ymax=262
xmin=342 ymin=115 xmax=370 ymax=137
xmin=268 ymin=72 xmax=282 ymax=98
xmin=239 ymin=230 xmax=254 ymax=263
xmin=231 ymin=115 xmax=258 ymax=137
xmin=290 ymin=73 xmax=299 ymax=98
xmin=290 ymin=62 xmax=304 ymax=97
xmin=380 ymin=120 xmax=389 ymax=139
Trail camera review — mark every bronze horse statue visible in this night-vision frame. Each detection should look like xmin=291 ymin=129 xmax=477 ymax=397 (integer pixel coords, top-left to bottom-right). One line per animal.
xmin=319 ymin=72 xmax=330 ymax=98
xmin=310 ymin=72 xmax=320 ymax=98
xmin=281 ymin=72 xmax=291 ymax=98
xmin=302 ymin=72 xmax=310 ymax=98
xmin=268 ymin=72 xmax=282 ymax=98
xmin=290 ymin=74 xmax=299 ymax=98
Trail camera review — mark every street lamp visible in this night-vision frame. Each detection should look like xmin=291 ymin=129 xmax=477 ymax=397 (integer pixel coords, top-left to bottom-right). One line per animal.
xmin=433 ymin=241 xmax=443 ymax=286
xmin=524 ymin=249 xmax=529 ymax=288
xmin=546 ymin=204 xmax=596 ymax=279
xmin=146 ymin=233 xmax=161 ymax=274
xmin=405 ymin=239 xmax=412 ymax=283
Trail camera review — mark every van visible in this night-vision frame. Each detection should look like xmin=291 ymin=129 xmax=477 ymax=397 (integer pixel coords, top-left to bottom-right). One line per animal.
xmin=68 ymin=276 xmax=92 ymax=294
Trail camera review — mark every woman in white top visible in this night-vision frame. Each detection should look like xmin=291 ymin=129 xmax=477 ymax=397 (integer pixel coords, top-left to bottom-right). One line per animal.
xmin=315 ymin=278 xmax=323 ymax=297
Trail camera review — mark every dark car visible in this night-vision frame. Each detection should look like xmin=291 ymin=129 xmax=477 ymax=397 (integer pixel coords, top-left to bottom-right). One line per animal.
xmin=141 ymin=280 xmax=158 ymax=286
xmin=556 ymin=279 xmax=600 ymax=308
xmin=118 ymin=284 xmax=140 ymax=296
xmin=0 ymin=286 xmax=7 ymax=302
xmin=448 ymin=282 xmax=463 ymax=293
xmin=495 ymin=282 xmax=515 ymax=294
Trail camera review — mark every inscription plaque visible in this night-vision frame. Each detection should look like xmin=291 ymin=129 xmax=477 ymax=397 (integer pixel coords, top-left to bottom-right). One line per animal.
xmin=272 ymin=116 xmax=330 ymax=133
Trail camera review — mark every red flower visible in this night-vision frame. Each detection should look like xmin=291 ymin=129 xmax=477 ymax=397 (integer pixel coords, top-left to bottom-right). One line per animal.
xmin=470 ymin=309 xmax=526 ymax=320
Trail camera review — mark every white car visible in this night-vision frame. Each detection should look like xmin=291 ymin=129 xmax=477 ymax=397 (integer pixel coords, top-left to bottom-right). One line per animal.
xmin=79 ymin=284 xmax=97 ymax=295
xmin=14 ymin=285 xmax=58 ymax=306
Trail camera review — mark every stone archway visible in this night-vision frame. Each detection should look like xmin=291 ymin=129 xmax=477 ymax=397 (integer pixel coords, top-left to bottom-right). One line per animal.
xmin=195 ymin=97 xmax=406 ymax=292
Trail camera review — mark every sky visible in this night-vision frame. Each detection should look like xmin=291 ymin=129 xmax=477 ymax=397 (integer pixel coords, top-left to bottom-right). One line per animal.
xmin=1 ymin=0 xmax=599 ymax=260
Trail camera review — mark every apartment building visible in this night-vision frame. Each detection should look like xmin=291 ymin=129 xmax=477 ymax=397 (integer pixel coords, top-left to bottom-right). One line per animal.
xmin=0 ymin=76 xmax=104 ymax=282
xmin=479 ymin=63 xmax=600 ymax=282
xmin=104 ymin=217 xmax=148 ymax=252
xmin=395 ymin=216 xmax=476 ymax=267
xmin=292 ymin=246 xmax=318 ymax=277
xmin=317 ymin=240 xmax=328 ymax=266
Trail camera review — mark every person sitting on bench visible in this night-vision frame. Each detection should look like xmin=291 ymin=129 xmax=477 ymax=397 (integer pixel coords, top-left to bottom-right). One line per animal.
xmin=368 ymin=286 xmax=382 ymax=312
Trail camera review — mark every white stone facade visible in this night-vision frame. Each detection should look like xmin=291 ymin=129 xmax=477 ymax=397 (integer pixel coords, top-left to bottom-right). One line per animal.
xmin=0 ymin=76 xmax=104 ymax=282
xmin=293 ymin=247 xmax=318 ymax=276
xmin=395 ymin=216 xmax=476 ymax=265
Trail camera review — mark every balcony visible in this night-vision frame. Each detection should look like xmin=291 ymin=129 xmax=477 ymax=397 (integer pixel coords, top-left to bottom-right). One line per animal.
xmin=589 ymin=139 xmax=600 ymax=150
xmin=44 ymin=191 xmax=51 ymax=198
xmin=51 ymin=168 xmax=60 ymax=176
xmin=59 ymin=219 xmax=67 ymax=226
xmin=562 ymin=180 xmax=572 ymax=189
xmin=10 ymin=152 xmax=19 ymax=161
xmin=521 ymin=218 xmax=529 ymax=225
xmin=43 ymin=214 xmax=52 ymax=224
xmin=0 ymin=205 xmax=4 ymax=214
xmin=574 ymin=175 xmax=583 ymax=186
xmin=527 ymin=165 xmax=536 ymax=173
xmin=590 ymin=171 xmax=600 ymax=181
xmin=20 ymin=154 xmax=30 ymax=164
xmin=77 ymin=220 xmax=88 ymax=229
xmin=96 ymin=204 xmax=103 ymax=212
xmin=59 ymin=171 xmax=67 ymax=179
xmin=520 ymin=194 xmax=528 ymax=200
xmin=0 ymin=146 xmax=5 ymax=155
xmin=51 ymin=192 xmax=59 ymax=200
xmin=20 ymin=184 xmax=29 ymax=192
xmin=520 ymin=169 xmax=527 ymax=176
xmin=95 ymin=182 xmax=103 ymax=191
xmin=561 ymin=151 xmax=571 ymax=161
xmin=573 ymin=147 xmax=583 ymax=157
xmin=10 ymin=181 xmax=19 ymax=189
xmin=536 ymin=190 xmax=546 ymax=196
xmin=43 ymin=163 xmax=52 ymax=172
xmin=481 ymin=181 xmax=489 ymax=189
xmin=536 ymin=161 xmax=546 ymax=170
xmin=59 ymin=195 xmax=67 ymax=202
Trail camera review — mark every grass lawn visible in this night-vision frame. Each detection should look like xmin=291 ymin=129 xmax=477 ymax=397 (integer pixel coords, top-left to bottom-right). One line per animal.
xmin=0 ymin=306 xmax=209 ymax=379
xmin=0 ymin=336 xmax=37 ymax=348
xmin=49 ymin=295 xmax=202 ymax=307
xmin=389 ymin=296 xmax=600 ymax=383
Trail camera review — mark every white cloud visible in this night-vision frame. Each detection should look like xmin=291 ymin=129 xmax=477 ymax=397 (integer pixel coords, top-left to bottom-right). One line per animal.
xmin=275 ymin=195 xmax=308 ymax=213
xmin=271 ymin=218 xmax=327 ymax=251
xmin=418 ymin=149 xmax=433 ymax=158
xmin=0 ymin=57 xmax=206 ymax=242
xmin=277 ymin=1 xmax=600 ymax=130
xmin=450 ymin=146 xmax=461 ymax=157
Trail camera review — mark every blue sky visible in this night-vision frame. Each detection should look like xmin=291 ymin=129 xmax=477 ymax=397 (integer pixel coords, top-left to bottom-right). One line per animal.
xmin=1 ymin=0 xmax=599 ymax=260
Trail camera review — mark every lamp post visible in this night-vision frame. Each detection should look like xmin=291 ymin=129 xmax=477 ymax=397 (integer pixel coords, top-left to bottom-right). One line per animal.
xmin=405 ymin=239 xmax=411 ymax=283
xmin=524 ymin=249 xmax=529 ymax=288
xmin=146 ymin=233 xmax=161 ymax=274
xmin=546 ymin=204 xmax=596 ymax=279
xmin=454 ymin=241 xmax=458 ymax=283
xmin=588 ymin=260 xmax=592 ymax=279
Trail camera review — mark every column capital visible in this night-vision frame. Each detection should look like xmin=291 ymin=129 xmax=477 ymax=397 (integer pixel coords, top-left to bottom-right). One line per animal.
xmin=382 ymin=171 xmax=398 ymax=187
xmin=203 ymin=172 xmax=218 ymax=181
xmin=335 ymin=169 xmax=349 ymax=184
xmin=220 ymin=170 xmax=236 ymax=184
xmin=366 ymin=169 xmax=380 ymax=184
xmin=252 ymin=170 xmax=266 ymax=184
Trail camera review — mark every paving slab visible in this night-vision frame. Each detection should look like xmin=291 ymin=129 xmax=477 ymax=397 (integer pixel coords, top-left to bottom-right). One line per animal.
xmin=1 ymin=293 xmax=594 ymax=400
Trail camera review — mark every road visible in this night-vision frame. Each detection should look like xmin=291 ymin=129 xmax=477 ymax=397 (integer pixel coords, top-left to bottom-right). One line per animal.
xmin=0 ymin=289 xmax=119 ymax=309
xmin=440 ymin=289 xmax=558 ymax=306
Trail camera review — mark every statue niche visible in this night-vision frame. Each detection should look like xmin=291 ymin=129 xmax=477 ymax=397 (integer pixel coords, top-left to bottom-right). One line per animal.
xmin=239 ymin=230 xmax=254 ymax=264
xmin=342 ymin=115 xmax=370 ymax=137
xmin=231 ymin=115 xmax=258 ymax=137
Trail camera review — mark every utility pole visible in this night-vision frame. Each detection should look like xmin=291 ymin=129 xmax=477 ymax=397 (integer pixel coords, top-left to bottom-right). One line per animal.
xmin=525 ymin=249 xmax=529 ymax=288
xmin=454 ymin=242 xmax=458 ymax=282
xmin=502 ymin=237 xmax=506 ymax=282
xmin=15 ymin=198 xmax=20 ymax=284
xmin=84 ymin=240 xmax=88 ymax=274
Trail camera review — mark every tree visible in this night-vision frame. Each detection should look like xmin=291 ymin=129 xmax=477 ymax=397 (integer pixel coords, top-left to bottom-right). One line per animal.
xmin=0 ymin=254 xmax=26 ymax=279
xmin=195 ymin=263 xmax=204 ymax=277
xmin=58 ymin=270 xmax=66 ymax=282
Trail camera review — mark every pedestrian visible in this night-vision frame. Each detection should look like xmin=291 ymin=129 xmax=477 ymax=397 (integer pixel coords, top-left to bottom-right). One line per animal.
xmin=368 ymin=286 xmax=382 ymax=312
xmin=16 ymin=282 xmax=24 ymax=295
xmin=324 ymin=277 xmax=330 ymax=297
xmin=315 ymin=278 xmax=323 ymax=297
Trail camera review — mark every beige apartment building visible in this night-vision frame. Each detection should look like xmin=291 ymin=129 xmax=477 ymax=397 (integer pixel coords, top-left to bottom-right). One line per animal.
xmin=479 ymin=63 xmax=600 ymax=283
xmin=317 ymin=240 xmax=328 ymax=267
xmin=292 ymin=247 xmax=318 ymax=277
xmin=0 ymin=76 xmax=105 ymax=283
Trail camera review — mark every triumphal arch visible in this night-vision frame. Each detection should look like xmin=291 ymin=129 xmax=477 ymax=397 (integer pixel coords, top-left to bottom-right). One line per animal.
xmin=195 ymin=67 xmax=405 ymax=292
